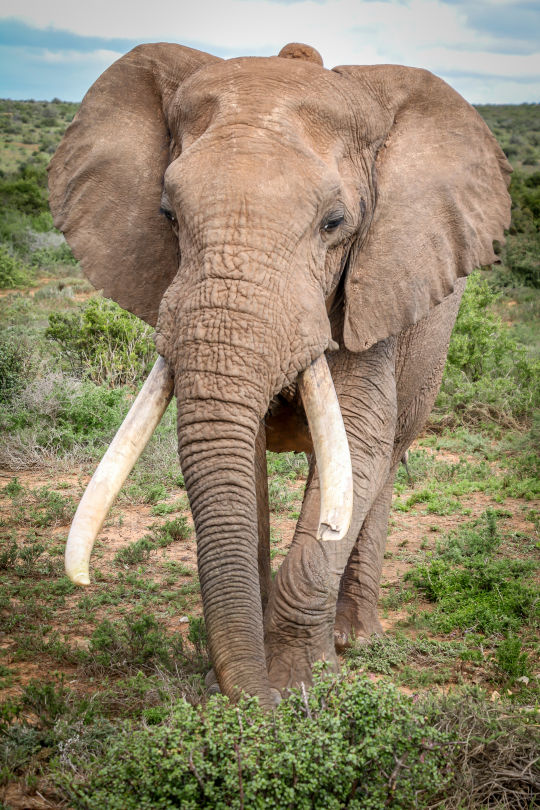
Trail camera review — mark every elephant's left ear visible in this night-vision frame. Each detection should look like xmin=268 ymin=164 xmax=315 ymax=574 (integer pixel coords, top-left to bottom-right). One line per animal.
xmin=332 ymin=64 xmax=512 ymax=352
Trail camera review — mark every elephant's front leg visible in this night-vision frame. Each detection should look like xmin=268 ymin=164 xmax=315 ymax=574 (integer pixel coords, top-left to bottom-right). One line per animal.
xmin=264 ymin=341 xmax=397 ymax=694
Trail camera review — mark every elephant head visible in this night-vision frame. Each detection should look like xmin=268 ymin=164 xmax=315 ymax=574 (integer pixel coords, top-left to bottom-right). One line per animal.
xmin=49 ymin=42 xmax=510 ymax=708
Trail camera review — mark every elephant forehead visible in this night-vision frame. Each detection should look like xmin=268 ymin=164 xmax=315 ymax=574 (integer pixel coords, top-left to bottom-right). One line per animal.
xmin=171 ymin=57 xmax=356 ymax=146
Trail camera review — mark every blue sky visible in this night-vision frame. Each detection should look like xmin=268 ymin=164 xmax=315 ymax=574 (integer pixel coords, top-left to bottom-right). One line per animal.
xmin=0 ymin=0 xmax=538 ymax=103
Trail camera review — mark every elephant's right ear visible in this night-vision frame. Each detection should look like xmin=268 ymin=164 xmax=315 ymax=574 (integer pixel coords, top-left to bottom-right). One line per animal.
xmin=48 ymin=43 xmax=220 ymax=326
xmin=332 ymin=64 xmax=512 ymax=352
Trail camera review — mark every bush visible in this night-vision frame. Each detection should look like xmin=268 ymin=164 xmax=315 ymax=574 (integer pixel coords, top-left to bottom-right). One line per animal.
xmin=30 ymin=242 xmax=77 ymax=269
xmin=503 ymin=231 xmax=540 ymax=288
xmin=0 ymin=166 xmax=48 ymax=216
xmin=46 ymin=297 xmax=156 ymax=386
xmin=0 ymin=335 xmax=32 ymax=403
xmin=437 ymin=273 xmax=540 ymax=427
xmin=495 ymin=635 xmax=531 ymax=683
xmin=59 ymin=669 xmax=449 ymax=810
xmin=498 ymin=170 xmax=540 ymax=288
xmin=0 ymin=245 xmax=31 ymax=288
xmin=0 ymin=370 xmax=130 ymax=468
xmin=405 ymin=511 xmax=539 ymax=634
xmin=81 ymin=614 xmax=187 ymax=676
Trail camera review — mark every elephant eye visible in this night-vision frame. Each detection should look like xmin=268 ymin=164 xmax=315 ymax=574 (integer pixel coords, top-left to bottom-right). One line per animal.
xmin=322 ymin=214 xmax=345 ymax=233
xmin=160 ymin=206 xmax=176 ymax=223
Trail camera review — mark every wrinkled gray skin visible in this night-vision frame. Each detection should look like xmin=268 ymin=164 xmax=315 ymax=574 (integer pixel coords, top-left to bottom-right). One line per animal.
xmin=48 ymin=42 xmax=511 ymax=709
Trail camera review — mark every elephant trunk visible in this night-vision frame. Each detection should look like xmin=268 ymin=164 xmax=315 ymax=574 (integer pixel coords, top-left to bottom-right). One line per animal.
xmin=176 ymin=395 xmax=273 ymax=705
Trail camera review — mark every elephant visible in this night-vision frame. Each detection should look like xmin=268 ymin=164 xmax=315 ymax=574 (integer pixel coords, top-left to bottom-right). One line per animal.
xmin=48 ymin=41 xmax=511 ymax=709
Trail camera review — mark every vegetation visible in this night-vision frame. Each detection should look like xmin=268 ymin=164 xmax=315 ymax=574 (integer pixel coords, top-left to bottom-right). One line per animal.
xmin=46 ymin=296 xmax=156 ymax=386
xmin=0 ymin=100 xmax=538 ymax=808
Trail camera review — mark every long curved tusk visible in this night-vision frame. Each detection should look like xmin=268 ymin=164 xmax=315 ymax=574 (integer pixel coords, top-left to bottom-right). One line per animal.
xmin=298 ymin=354 xmax=353 ymax=542
xmin=65 ymin=356 xmax=174 ymax=585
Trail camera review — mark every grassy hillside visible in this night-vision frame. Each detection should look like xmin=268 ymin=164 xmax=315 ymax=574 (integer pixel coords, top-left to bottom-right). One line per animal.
xmin=0 ymin=100 xmax=538 ymax=809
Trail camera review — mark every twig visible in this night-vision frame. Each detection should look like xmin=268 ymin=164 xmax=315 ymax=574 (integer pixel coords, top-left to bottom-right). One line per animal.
xmin=385 ymin=753 xmax=409 ymax=806
xmin=234 ymin=743 xmax=245 ymax=810
xmin=236 ymin=708 xmax=245 ymax=810
xmin=300 ymin=681 xmax=311 ymax=719
xmin=188 ymin=751 xmax=205 ymax=793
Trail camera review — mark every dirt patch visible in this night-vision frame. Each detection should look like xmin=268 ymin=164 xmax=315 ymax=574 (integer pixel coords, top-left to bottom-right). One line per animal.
xmin=1 ymin=444 xmax=537 ymax=705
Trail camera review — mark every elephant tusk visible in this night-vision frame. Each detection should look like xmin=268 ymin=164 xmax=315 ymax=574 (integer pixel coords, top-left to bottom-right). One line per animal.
xmin=65 ymin=356 xmax=174 ymax=585
xmin=298 ymin=354 xmax=353 ymax=541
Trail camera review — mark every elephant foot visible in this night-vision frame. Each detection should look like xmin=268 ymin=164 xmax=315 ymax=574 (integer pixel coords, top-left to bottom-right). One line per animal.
xmin=266 ymin=640 xmax=339 ymax=697
xmin=205 ymin=668 xmax=221 ymax=696
xmin=205 ymin=668 xmax=281 ymax=706
xmin=334 ymin=605 xmax=384 ymax=653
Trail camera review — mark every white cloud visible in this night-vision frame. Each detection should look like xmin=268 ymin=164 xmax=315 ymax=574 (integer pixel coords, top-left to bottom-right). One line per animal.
xmin=1 ymin=0 xmax=538 ymax=101
xmin=0 ymin=1 xmax=520 ymax=55
xmin=38 ymin=48 xmax=122 ymax=65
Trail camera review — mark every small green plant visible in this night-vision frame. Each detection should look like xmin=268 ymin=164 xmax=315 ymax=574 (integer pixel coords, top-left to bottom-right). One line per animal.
xmin=20 ymin=675 xmax=68 ymax=729
xmin=405 ymin=511 xmax=539 ymax=634
xmin=114 ymin=536 xmax=155 ymax=566
xmin=268 ymin=477 xmax=297 ymax=513
xmin=143 ymin=483 xmax=168 ymax=504
xmin=495 ymin=635 xmax=531 ymax=683
xmin=155 ymin=516 xmax=191 ymax=544
xmin=3 ymin=477 xmax=23 ymax=498
xmin=0 ymin=540 xmax=17 ymax=570
xmin=114 ymin=518 xmax=191 ymax=566
xmin=150 ymin=498 xmax=185 ymax=516
xmin=81 ymin=613 xmax=186 ymax=676
xmin=187 ymin=615 xmax=207 ymax=658
xmin=7 ymin=485 xmax=75 ymax=529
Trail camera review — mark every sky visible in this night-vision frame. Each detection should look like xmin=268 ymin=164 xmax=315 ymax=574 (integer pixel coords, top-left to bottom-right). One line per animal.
xmin=0 ymin=0 xmax=538 ymax=104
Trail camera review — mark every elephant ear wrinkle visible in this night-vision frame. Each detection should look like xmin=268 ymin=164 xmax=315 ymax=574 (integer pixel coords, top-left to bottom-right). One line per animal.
xmin=331 ymin=64 xmax=512 ymax=353
xmin=278 ymin=43 xmax=324 ymax=66
xmin=48 ymin=43 xmax=220 ymax=327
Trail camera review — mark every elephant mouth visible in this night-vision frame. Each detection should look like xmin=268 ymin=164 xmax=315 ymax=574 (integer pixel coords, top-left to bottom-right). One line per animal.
xmin=64 ymin=353 xmax=353 ymax=586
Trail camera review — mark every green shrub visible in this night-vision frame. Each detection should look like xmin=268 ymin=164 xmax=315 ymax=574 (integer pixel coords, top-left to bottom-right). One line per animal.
xmin=81 ymin=614 xmax=186 ymax=676
xmin=268 ymin=477 xmax=297 ymax=513
xmin=0 ymin=371 xmax=130 ymax=466
xmin=19 ymin=677 xmax=68 ymax=729
xmin=0 ymin=245 xmax=30 ymax=288
xmin=0 ymin=335 xmax=32 ymax=402
xmin=495 ymin=635 xmax=531 ymax=683
xmin=266 ymin=451 xmax=309 ymax=479
xmin=46 ymin=297 xmax=156 ymax=386
xmin=437 ymin=273 xmax=540 ymax=427
xmin=0 ymin=207 xmax=52 ymax=256
xmin=14 ymin=376 xmax=127 ymax=444
xmin=114 ymin=536 xmax=156 ymax=566
xmin=0 ymin=164 xmax=48 ymax=216
xmin=405 ymin=511 xmax=539 ymax=634
xmin=496 ymin=170 xmax=540 ymax=288
xmin=30 ymin=242 xmax=78 ymax=269
xmin=114 ymin=518 xmax=191 ymax=566
xmin=59 ymin=669 xmax=449 ymax=810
